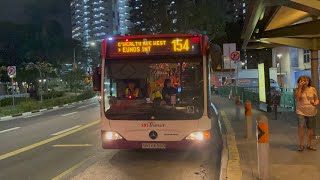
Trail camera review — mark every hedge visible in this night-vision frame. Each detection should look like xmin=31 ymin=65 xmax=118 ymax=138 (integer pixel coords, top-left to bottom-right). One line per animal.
xmin=0 ymin=90 xmax=95 ymax=117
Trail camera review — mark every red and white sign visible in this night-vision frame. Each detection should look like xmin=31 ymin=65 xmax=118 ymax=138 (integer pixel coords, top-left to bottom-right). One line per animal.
xmin=7 ymin=66 xmax=16 ymax=77
xmin=231 ymin=51 xmax=240 ymax=61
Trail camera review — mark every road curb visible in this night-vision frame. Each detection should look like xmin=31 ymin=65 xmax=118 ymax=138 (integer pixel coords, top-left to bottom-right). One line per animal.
xmin=0 ymin=98 xmax=93 ymax=121
xmin=22 ymin=112 xmax=32 ymax=116
xmin=12 ymin=113 xmax=23 ymax=117
xmin=211 ymin=102 xmax=228 ymax=180
xmin=219 ymin=134 xmax=228 ymax=180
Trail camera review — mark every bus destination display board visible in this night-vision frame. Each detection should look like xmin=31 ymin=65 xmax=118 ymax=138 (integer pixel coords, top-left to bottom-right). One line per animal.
xmin=107 ymin=37 xmax=201 ymax=57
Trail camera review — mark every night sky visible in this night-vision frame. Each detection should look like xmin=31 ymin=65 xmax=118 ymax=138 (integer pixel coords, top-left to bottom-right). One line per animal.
xmin=0 ymin=0 xmax=71 ymax=37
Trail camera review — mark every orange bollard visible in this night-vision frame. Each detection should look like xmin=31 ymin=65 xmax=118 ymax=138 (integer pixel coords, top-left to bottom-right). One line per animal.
xmin=245 ymin=100 xmax=252 ymax=138
xmin=257 ymin=115 xmax=269 ymax=180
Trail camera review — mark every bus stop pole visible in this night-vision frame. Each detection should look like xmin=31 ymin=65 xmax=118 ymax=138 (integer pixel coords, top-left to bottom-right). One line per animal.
xmin=235 ymin=96 xmax=241 ymax=121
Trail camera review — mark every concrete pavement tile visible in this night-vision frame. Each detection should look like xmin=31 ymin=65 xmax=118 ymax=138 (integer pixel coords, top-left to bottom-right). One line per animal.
xmin=271 ymin=164 xmax=320 ymax=180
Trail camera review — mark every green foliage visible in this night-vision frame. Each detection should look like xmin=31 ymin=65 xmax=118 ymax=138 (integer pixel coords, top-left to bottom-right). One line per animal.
xmin=0 ymin=90 xmax=95 ymax=117
xmin=0 ymin=97 xmax=30 ymax=107
xmin=76 ymin=90 xmax=95 ymax=101
xmin=42 ymin=91 xmax=64 ymax=100
xmin=19 ymin=100 xmax=41 ymax=112
xmin=64 ymin=69 xmax=86 ymax=92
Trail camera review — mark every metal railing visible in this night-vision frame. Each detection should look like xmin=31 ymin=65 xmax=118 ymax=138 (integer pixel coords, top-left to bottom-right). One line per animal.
xmin=0 ymin=93 xmax=30 ymax=100
xmin=216 ymin=86 xmax=295 ymax=111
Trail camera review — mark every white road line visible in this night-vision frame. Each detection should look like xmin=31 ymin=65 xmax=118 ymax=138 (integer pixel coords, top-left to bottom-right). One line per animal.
xmin=61 ymin=112 xmax=78 ymax=117
xmin=77 ymin=103 xmax=95 ymax=109
xmin=0 ymin=127 xmax=21 ymax=134
xmin=23 ymin=113 xmax=43 ymax=119
xmin=51 ymin=125 xmax=82 ymax=136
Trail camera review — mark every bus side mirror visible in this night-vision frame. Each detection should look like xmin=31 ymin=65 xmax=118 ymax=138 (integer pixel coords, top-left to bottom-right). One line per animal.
xmin=93 ymin=67 xmax=101 ymax=91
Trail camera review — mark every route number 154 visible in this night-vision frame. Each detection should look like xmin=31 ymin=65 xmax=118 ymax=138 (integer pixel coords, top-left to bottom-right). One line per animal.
xmin=171 ymin=39 xmax=190 ymax=52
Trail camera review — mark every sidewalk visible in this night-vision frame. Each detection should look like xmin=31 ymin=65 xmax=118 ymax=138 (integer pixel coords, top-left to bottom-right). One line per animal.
xmin=213 ymin=95 xmax=320 ymax=180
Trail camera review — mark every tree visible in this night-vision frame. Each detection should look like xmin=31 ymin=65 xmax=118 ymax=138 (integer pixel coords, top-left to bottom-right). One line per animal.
xmin=64 ymin=69 xmax=86 ymax=93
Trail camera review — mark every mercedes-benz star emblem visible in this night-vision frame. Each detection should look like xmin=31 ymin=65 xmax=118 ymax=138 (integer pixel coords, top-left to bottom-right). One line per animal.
xmin=149 ymin=130 xmax=158 ymax=140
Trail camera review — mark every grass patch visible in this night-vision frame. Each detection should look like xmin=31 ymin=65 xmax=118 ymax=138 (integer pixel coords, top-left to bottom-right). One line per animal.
xmin=0 ymin=90 xmax=95 ymax=117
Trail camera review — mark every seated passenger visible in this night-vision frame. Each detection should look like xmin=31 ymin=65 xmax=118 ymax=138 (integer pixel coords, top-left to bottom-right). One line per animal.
xmin=162 ymin=79 xmax=177 ymax=104
xmin=125 ymin=80 xmax=140 ymax=99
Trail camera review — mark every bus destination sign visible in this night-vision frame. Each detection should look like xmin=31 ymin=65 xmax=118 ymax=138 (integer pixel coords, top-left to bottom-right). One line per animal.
xmin=107 ymin=37 xmax=201 ymax=57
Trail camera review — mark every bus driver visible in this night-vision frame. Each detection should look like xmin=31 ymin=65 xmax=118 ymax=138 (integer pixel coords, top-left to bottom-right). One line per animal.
xmin=125 ymin=80 xmax=140 ymax=99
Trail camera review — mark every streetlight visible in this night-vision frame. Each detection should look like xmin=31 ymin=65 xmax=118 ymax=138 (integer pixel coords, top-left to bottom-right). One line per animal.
xmin=38 ymin=78 xmax=46 ymax=102
xmin=277 ymin=53 xmax=282 ymax=90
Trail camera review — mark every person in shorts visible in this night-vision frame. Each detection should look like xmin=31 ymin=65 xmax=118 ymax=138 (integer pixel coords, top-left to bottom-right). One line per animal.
xmin=295 ymin=75 xmax=319 ymax=151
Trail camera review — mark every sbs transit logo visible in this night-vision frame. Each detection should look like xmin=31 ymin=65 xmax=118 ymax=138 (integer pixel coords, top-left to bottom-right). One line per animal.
xmin=141 ymin=122 xmax=165 ymax=128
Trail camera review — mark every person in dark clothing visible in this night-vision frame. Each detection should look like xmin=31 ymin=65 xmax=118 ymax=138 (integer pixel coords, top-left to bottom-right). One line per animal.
xmin=162 ymin=79 xmax=177 ymax=104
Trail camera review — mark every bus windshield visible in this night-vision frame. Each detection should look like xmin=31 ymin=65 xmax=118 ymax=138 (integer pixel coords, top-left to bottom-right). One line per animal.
xmin=103 ymin=59 xmax=204 ymax=120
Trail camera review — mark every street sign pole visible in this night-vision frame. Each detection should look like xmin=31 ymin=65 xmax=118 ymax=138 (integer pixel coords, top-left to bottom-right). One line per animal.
xmin=11 ymin=76 xmax=15 ymax=106
xmin=230 ymin=51 xmax=241 ymax=95
xmin=7 ymin=66 xmax=17 ymax=107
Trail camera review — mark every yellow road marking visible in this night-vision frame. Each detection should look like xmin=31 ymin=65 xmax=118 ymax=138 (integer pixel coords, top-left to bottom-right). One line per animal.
xmin=51 ymin=160 xmax=85 ymax=180
xmin=220 ymin=110 xmax=242 ymax=180
xmin=0 ymin=120 xmax=99 ymax=161
xmin=53 ymin=144 xmax=92 ymax=147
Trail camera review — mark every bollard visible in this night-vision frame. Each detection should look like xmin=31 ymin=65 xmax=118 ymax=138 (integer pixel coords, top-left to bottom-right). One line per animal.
xmin=257 ymin=115 xmax=269 ymax=180
xmin=245 ymin=100 xmax=252 ymax=139
xmin=235 ymin=96 xmax=241 ymax=121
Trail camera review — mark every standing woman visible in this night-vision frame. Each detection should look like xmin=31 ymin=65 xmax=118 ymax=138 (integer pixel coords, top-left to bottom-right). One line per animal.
xmin=295 ymin=75 xmax=319 ymax=151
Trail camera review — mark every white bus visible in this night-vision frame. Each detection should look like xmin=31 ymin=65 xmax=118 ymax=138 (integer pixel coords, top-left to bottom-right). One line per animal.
xmin=93 ymin=34 xmax=215 ymax=149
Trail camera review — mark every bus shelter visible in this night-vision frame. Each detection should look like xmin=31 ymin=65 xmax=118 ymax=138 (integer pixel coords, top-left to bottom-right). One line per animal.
xmin=241 ymin=0 xmax=320 ymax=136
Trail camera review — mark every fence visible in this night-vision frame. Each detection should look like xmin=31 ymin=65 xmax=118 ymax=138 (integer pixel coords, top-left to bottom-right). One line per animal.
xmin=0 ymin=93 xmax=30 ymax=100
xmin=216 ymin=86 xmax=295 ymax=111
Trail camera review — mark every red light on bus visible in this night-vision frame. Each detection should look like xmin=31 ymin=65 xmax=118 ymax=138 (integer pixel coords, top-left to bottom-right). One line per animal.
xmin=190 ymin=37 xmax=200 ymax=43
xmin=125 ymin=39 xmax=129 ymax=42
xmin=128 ymin=95 xmax=132 ymax=99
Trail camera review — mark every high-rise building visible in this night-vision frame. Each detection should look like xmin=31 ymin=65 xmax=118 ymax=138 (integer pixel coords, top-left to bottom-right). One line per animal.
xmin=71 ymin=0 xmax=120 ymax=47
xmin=232 ymin=0 xmax=247 ymax=22
xmin=118 ymin=0 xmax=131 ymax=35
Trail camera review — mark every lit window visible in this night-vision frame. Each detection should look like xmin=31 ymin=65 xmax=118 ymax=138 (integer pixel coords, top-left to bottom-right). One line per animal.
xmin=303 ymin=50 xmax=311 ymax=63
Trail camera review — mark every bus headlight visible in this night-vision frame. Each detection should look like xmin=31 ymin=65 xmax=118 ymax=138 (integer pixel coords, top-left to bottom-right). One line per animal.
xmin=186 ymin=131 xmax=210 ymax=141
xmin=104 ymin=131 xmax=123 ymax=140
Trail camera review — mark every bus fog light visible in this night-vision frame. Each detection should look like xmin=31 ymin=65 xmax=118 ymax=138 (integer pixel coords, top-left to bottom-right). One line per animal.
xmin=186 ymin=131 xmax=210 ymax=141
xmin=104 ymin=132 xmax=123 ymax=140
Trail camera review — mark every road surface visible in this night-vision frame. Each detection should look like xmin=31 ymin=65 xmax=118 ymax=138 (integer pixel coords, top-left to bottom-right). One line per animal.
xmin=0 ymin=98 xmax=222 ymax=180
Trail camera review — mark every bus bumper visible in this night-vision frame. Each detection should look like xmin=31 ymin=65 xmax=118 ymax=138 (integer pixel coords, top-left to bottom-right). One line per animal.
xmin=102 ymin=139 xmax=210 ymax=150
xmin=101 ymin=132 xmax=210 ymax=150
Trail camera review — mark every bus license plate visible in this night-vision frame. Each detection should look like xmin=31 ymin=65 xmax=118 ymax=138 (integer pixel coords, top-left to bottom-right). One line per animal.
xmin=142 ymin=143 xmax=166 ymax=149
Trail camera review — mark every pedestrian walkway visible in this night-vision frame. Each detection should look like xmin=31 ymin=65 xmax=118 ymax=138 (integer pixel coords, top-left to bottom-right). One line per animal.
xmin=213 ymin=95 xmax=320 ymax=180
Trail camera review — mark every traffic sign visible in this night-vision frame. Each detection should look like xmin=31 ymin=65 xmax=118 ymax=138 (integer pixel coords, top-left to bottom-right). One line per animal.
xmin=257 ymin=122 xmax=268 ymax=143
xmin=231 ymin=51 xmax=240 ymax=61
xmin=223 ymin=43 xmax=236 ymax=70
xmin=7 ymin=66 xmax=16 ymax=77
